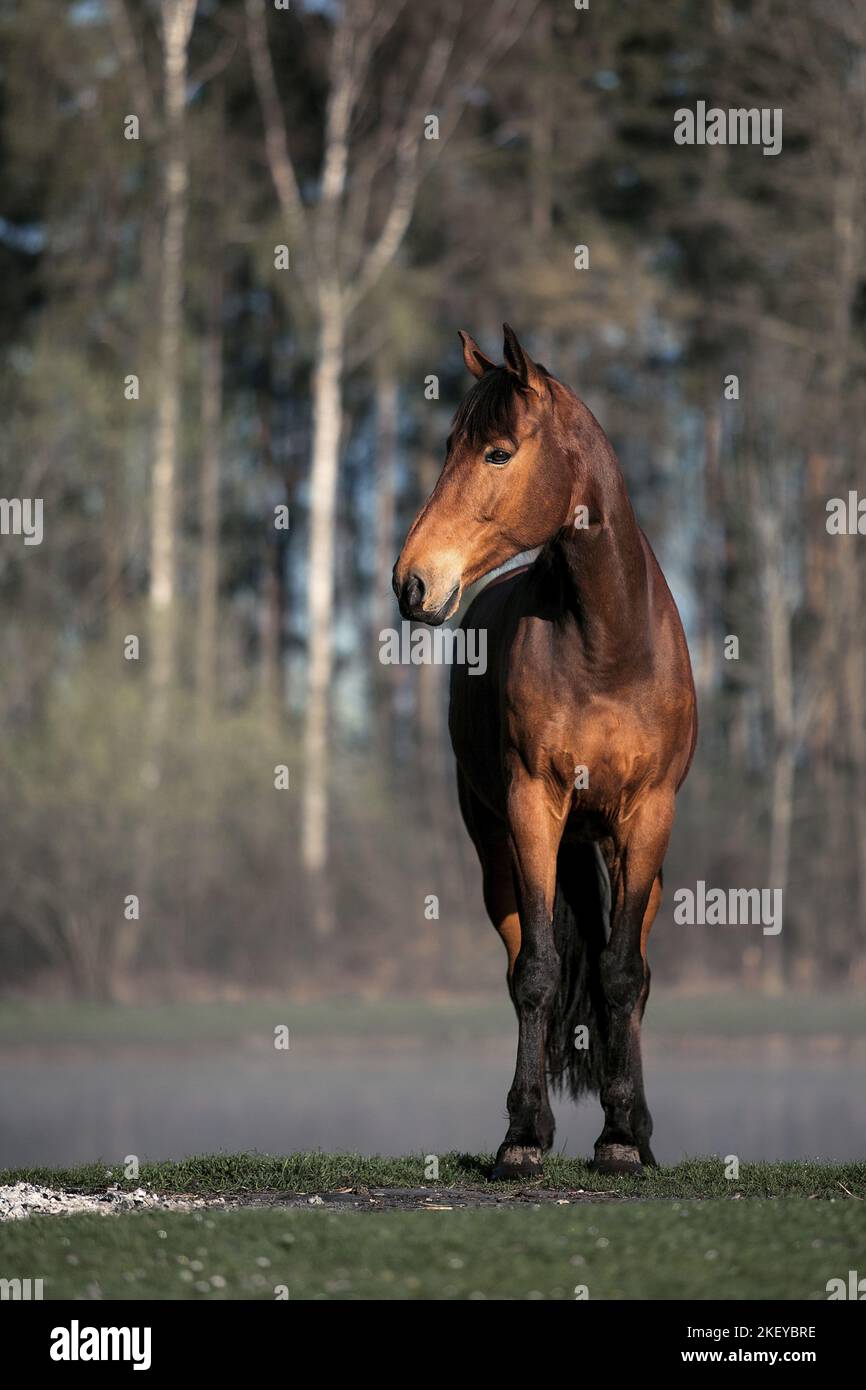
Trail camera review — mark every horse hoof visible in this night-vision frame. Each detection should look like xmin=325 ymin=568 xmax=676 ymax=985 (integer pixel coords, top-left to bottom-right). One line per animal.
xmin=491 ymin=1144 xmax=544 ymax=1181
xmin=591 ymin=1143 xmax=644 ymax=1177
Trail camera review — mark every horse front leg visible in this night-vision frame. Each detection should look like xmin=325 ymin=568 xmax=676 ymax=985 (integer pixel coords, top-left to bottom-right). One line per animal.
xmin=492 ymin=775 xmax=563 ymax=1181
xmin=627 ymin=871 xmax=662 ymax=1168
xmin=593 ymin=796 xmax=672 ymax=1176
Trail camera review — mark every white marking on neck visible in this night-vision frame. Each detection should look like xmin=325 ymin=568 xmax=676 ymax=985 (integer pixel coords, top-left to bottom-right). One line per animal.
xmin=475 ymin=548 xmax=541 ymax=592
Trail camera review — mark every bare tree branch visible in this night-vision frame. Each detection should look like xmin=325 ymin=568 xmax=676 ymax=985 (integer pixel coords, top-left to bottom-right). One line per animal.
xmin=245 ymin=0 xmax=315 ymax=288
xmin=347 ymin=0 xmax=537 ymax=311
xmin=105 ymin=0 xmax=156 ymax=130
xmin=191 ymin=34 xmax=238 ymax=90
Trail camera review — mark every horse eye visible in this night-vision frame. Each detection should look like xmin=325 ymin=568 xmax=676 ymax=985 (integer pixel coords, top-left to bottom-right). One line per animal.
xmin=485 ymin=448 xmax=511 ymax=466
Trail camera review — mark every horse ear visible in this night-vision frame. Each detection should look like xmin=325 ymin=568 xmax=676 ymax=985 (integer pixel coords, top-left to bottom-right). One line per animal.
xmin=502 ymin=323 xmax=542 ymax=391
xmin=458 ymin=330 xmax=496 ymax=379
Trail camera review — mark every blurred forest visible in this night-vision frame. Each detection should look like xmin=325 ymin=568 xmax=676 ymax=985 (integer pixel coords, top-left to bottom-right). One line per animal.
xmin=0 ymin=0 xmax=865 ymax=1001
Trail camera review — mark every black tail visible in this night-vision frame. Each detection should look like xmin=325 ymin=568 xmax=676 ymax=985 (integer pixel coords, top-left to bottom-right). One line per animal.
xmin=547 ymin=842 xmax=609 ymax=1099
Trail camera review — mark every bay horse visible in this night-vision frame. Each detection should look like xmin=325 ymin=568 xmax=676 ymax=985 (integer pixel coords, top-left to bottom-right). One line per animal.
xmin=393 ymin=325 xmax=697 ymax=1179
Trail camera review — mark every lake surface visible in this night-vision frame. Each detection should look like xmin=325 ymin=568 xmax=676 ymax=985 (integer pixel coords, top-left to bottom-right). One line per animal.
xmin=0 ymin=1042 xmax=863 ymax=1168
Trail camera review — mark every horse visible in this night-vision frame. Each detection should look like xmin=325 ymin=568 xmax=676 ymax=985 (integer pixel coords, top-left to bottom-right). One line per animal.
xmin=393 ymin=324 xmax=697 ymax=1179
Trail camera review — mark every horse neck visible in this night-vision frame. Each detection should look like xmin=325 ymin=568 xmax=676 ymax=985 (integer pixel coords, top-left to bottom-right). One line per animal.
xmin=542 ymin=399 xmax=650 ymax=649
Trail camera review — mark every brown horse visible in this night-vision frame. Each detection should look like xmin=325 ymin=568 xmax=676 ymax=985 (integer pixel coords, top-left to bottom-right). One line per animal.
xmin=393 ymin=325 xmax=697 ymax=1179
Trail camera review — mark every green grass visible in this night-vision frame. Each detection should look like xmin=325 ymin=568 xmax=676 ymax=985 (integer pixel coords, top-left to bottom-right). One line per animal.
xmin=5 ymin=1152 xmax=863 ymax=1300
xmin=4 ymin=1199 xmax=864 ymax=1300
xmin=0 ymin=997 xmax=512 ymax=1047
xmin=4 ymin=1152 xmax=866 ymax=1200
xmin=0 ymin=991 xmax=863 ymax=1050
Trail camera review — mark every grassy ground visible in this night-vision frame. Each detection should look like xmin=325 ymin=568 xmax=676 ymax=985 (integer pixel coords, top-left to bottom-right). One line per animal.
xmin=4 ymin=1152 xmax=866 ymax=1199
xmin=4 ymin=1154 xmax=863 ymax=1300
xmin=3 ymin=1197 xmax=864 ymax=1300
xmin=0 ymin=991 xmax=864 ymax=1049
xmin=3 ymin=993 xmax=862 ymax=1301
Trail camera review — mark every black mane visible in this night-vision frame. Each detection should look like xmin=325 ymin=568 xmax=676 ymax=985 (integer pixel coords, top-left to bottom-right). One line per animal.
xmin=452 ymin=366 xmax=550 ymax=448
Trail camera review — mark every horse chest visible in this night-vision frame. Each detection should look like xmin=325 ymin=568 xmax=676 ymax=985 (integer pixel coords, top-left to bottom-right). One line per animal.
xmin=506 ymin=680 xmax=665 ymax=811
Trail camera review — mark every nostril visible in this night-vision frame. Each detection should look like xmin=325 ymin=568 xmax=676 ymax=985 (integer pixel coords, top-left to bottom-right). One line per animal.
xmin=406 ymin=573 xmax=425 ymax=607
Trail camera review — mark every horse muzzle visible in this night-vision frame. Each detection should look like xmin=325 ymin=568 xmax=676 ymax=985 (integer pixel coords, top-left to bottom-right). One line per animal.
xmin=393 ymin=569 xmax=459 ymax=626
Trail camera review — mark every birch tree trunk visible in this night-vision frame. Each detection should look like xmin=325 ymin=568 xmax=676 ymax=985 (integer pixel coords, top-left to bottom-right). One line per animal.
xmin=371 ymin=369 xmax=398 ymax=757
xmin=824 ymin=161 xmax=863 ymax=974
xmin=149 ymin=0 xmax=196 ymax=703
xmin=841 ymin=542 xmax=866 ymax=975
xmin=117 ymin=0 xmax=196 ymax=992
xmin=196 ymin=260 xmax=223 ymax=722
xmin=301 ymin=288 xmax=345 ymax=935
xmin=529 ymin=0 xmax=553 ymax=240
xmin=245 ymin=0 xmax=535 ymax=940
xmin=258 ymin=342 xmax=284 ymax=728
xmin=762 ymin=506 xmax=793 ymax=996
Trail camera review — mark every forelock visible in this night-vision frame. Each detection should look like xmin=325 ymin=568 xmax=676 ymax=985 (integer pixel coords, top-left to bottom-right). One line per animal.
xmin=451 ymin=368 xmax=525 ymax=448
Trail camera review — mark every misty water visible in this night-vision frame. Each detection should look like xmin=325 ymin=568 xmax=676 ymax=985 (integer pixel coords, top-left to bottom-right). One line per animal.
xmin=1 ymin=1042 xmax=863 ymax=1169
